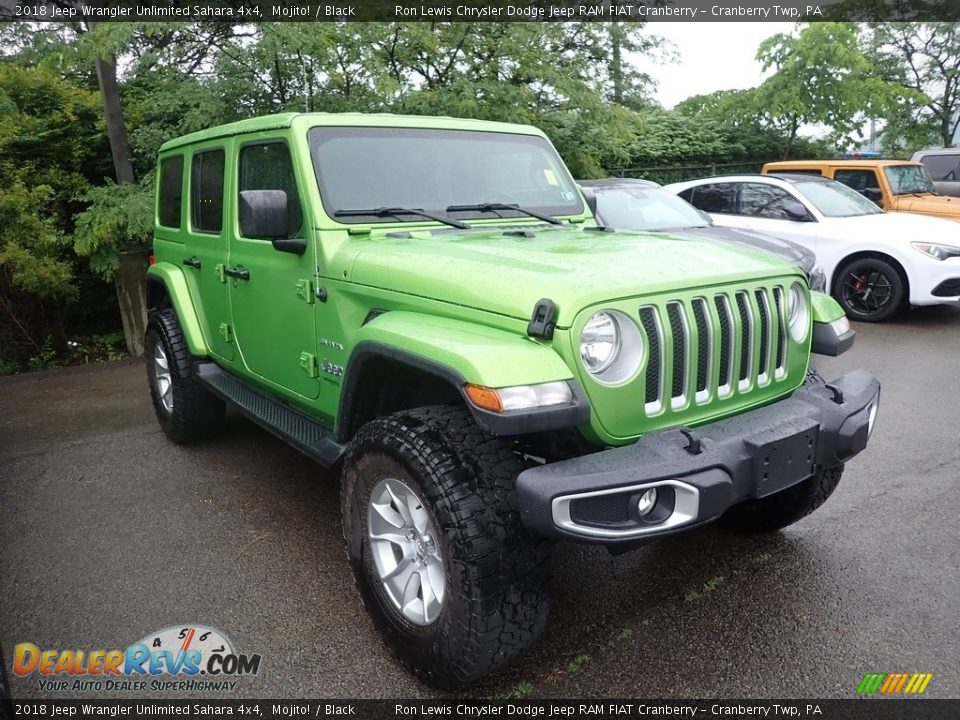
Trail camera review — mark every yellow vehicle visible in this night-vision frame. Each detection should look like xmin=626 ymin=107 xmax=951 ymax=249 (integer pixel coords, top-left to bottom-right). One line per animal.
xmin=762 ymin=159 xmax=960 ymax=222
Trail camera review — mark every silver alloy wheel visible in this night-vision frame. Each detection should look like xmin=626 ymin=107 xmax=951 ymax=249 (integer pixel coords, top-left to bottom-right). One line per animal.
xmin=367 ymin=477 xmax=446 ymax=626
xmin=153 ymin=343 xmax=174 ymax=414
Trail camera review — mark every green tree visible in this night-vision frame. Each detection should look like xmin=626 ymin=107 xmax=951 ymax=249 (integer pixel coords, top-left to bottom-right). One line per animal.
xmin=865 ymin=22 xmax=960 ymax=148
xmin=755 ymin=22 xmax=902 ymax=157
xmin=0 ymin=63 xmax=114 ymax=370
xmin=675 ymin=89 xmax=765 ymax=129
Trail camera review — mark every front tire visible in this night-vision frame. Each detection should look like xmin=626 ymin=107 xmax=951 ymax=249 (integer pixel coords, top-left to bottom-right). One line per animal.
xmin=341 ymin=405 xmax=551 ymax=688
xmin=718 ymin=368 xmax=843 ymax=533
xmin=832 ymin=256 xmax=904 ymax=322
xmin=145 ymin=308 xmax=225 ymax=444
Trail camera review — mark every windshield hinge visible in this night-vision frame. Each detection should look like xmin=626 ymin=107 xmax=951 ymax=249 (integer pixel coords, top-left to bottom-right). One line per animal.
xmin=527 ymin=298 xmax=557 ymax=340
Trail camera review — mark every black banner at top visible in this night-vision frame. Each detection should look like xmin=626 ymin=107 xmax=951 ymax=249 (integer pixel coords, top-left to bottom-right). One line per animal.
xmin=2 ymin=0 xmax=960 ymax=23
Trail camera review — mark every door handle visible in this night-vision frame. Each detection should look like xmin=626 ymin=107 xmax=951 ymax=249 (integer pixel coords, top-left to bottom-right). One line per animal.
xmin=182 ymin=257 xmax=201 ymax=269
xmin=223 ymin=266 xmax=250 ymax=281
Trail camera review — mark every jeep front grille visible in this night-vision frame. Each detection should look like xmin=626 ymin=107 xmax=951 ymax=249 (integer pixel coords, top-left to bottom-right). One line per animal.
xmin=640 ymin=286 xmax=789 ymax=415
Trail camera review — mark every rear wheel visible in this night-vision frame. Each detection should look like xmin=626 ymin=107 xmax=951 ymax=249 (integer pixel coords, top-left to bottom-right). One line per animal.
xmin=341 ymin=405 xmax=551 ymax=688
xmin=833 ymin=256 xmax=904 ymax=322
xmin=145 ymin=309 xmax=225 ymax=443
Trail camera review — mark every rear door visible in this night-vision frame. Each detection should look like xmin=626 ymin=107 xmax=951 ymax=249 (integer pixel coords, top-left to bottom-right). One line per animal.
xmin=184 ymin=144 xmax=234 ymax=362
xmin=227 ymin=137 xmax=320 ymax=400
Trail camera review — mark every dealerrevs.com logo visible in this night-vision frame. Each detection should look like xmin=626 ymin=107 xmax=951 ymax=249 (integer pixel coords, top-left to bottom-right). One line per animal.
xmin=13 ymin=625 xmax=262 ymax=692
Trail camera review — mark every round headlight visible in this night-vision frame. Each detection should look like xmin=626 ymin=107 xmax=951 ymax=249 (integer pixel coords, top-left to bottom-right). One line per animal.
xmin=579 ymin=310 xmax=644 ymax=384
xmin=580 ymin=312 xmax=620 ymax=374
xmin=788 ymin=282 xmax=809 ymax=342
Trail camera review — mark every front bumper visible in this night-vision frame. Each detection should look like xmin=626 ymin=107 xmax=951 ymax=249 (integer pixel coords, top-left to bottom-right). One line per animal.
xmin=516 ymin=369 xmax=880 ymax=543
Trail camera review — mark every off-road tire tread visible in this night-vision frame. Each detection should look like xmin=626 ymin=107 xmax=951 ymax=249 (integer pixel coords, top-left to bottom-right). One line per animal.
xmin=341 ymin=405 xmax=551 ymax=688
xmin=145 ymin=308 xmax=225 ymax=443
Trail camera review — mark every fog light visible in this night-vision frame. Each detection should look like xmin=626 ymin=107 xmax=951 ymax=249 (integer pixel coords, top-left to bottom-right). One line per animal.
xmin=637 ymin=488 xmax=658 ymax=517
xmin=867 ymin=401 xmax=878 ymax=437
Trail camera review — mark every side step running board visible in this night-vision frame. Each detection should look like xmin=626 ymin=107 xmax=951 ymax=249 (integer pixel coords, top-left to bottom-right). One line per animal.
xmin=196 ymin=363 xmax=344 ymax=467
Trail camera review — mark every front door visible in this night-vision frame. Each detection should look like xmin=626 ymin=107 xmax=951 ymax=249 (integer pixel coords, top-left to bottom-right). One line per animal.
xmin=227 ymin=138 xmax=320 ymax=400
xmin=832 ymin=169 xmax=884 ymax=208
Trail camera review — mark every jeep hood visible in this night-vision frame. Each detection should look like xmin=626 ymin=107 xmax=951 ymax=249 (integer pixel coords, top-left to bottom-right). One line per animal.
xmin=894 ymin=193 xmax=960 ymax=219
xmin=348 ymin=226 xmax=800 ymax=327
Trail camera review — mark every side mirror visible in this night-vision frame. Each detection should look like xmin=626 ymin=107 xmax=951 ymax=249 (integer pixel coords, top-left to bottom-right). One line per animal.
xmin=863 ymin=188 xmax=883 ymax=206
xmin=238 ymin=190 xmax=305 ymax=256
xmin=783 ymin=201 xmax=811 ymax=222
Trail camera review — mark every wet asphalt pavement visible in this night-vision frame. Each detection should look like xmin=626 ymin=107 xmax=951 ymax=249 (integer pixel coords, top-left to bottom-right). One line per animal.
xmin=1 ymin=306 xmax=958 ymax=700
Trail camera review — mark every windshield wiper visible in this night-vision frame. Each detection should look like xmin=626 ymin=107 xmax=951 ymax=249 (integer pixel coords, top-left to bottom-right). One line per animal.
xmin=333 ymin=207 xmax=470 ymax=230
xmin=446 ymin=202 xmax=563 ymax=225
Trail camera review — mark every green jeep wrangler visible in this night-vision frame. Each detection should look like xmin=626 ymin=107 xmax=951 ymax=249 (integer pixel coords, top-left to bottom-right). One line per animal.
xmin=145 ymin=113 xmax=880 ymax=687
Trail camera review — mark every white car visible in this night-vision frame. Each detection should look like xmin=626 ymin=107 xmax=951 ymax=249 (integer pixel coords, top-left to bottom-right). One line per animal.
xmin=665 ymin=174 xmax=960 ymax=321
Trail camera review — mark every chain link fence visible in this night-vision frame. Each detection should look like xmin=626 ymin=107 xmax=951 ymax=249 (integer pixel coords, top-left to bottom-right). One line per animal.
xmin=609 ymin=161 xmax=767 ymax=185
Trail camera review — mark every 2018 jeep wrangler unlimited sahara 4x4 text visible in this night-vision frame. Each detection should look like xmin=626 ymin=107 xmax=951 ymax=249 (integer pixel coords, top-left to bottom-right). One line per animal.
xmin=145 ymin=113 xmax=880 ymax=687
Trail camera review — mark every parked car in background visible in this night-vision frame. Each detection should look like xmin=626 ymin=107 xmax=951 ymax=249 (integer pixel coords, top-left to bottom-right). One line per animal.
xmin=762 ymin=159 xmax=960 ymax=222
xmin=912 ymin=148 xmax=960 ymax=198
xmin=578 ymin=178 xmax=826 ymax=291
xmin=665 ymin=174 xmax=960 ymax=322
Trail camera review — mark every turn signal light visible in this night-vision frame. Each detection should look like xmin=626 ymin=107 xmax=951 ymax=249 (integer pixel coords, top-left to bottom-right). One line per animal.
xmin=464 ymin=384 xmax=503 ymax=413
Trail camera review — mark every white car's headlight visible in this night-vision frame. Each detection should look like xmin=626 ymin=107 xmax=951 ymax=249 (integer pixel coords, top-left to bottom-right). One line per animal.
xmin=579 ymin=310 xmax=643 ymax=384
xmin=911 ymin=241 xmax=960 ymax=261
xmin=787 ymin=282 xmax=810 ymax=342
xmin=809 ymin=265 xmax=827 ymax=292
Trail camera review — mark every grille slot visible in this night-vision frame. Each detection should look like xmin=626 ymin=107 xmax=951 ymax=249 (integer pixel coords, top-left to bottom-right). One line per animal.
xmin=666 ymin=302 xmax=688 ymax=404
xmin=692 ymin=298 xmax=710 ymax=395
xmin=755 ymin=289 xmax=771 ymax=382
xmin=714 ymin=295 xmax=734 ymax=395
xmin=773 ymin=287 xmax=787 ymax=375
xmin=735 ymin=291 xmax=752 ymax=385
xmin=639 ymin=306 xmax=663 ymax=408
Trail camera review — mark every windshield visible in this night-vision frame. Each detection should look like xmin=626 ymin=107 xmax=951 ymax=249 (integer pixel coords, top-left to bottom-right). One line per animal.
xmin=795 ymin=180 xmax=883 ymax=217
xmin=884 ymin=165 xmax=936 ymax=195
xmin=594 ymin=185 xmax=711 ymax=230
xmin=308 ymin=126 xmax=583 ymax=223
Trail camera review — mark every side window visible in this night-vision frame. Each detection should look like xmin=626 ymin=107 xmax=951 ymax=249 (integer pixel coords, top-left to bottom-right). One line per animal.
xmin=920 ymin=154 xmax=960 ymax=181
xmin=157 ymin=156 xmax=184 ymax=228
xmin=688 ymin=183 xmax=737 ymax=214
xmin=191 ymin=149 xmax=225 ymax=234
xmin=834 ymin=169 xmax=881 ymax=193
xmin=834 ymin=169 xmax=883 ymax=205
xmin=739 ymin=183 xmax=798 ymax=220
xmin=238 ymin=142 xmax=303 ymax=238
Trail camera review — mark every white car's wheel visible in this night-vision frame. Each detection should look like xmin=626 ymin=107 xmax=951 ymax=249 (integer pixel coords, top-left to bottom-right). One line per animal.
xmin=833 ymin=256 xmax=905 ymax=322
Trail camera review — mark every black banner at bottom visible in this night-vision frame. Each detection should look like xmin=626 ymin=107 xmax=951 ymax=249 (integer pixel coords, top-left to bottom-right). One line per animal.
xmin=3 ymin=700 xmax=960 ymax=720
